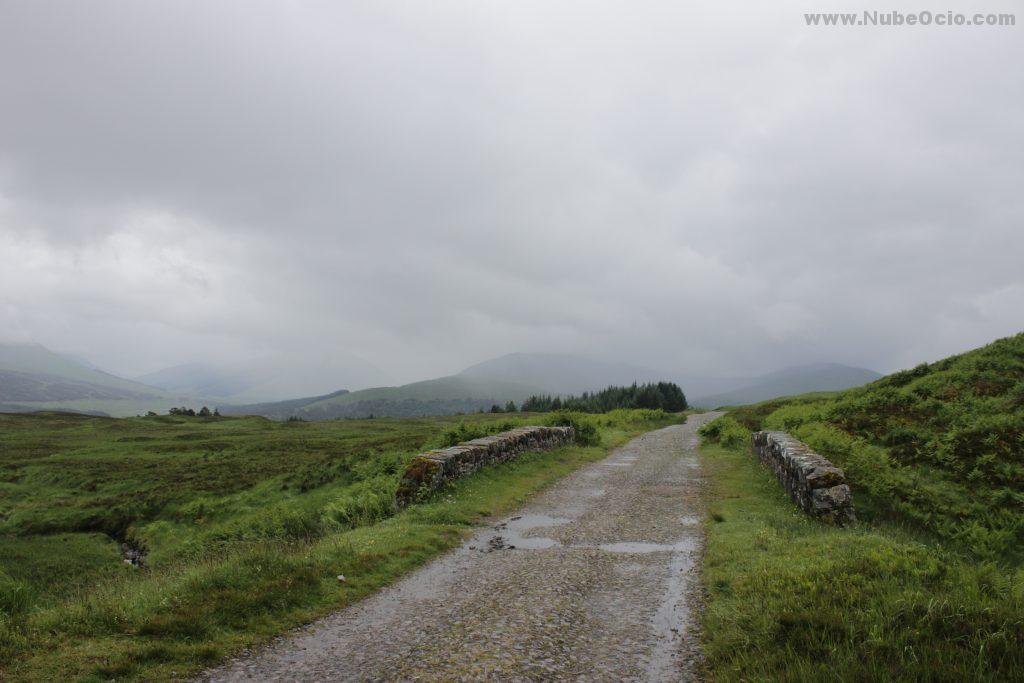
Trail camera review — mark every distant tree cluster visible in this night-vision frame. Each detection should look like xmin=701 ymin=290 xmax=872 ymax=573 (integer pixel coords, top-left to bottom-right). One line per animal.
xmin=168 ymin=406 xmax=220 ymax=417
xmin=488 ymin=400 xmax=520 ymax=413
xmin=521 ymin=382 xmax=687 ymax=413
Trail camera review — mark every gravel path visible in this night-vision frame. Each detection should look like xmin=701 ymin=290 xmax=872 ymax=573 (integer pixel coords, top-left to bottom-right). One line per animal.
xmin=199 ymin=412 xmax=722 ymax=682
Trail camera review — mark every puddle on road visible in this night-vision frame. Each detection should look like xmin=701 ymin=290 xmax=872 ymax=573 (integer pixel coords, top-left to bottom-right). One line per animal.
xmin=504 ymin=536 xmax=560 ymax=550
xmin=646 ymin=540 xmax=698 ymax=680
xmin=504 ymin=514 xmax=571 ymax=530
xmin=486 ymin=514 xmax=571 ymax=551
xmin=596 ymin=538 xmax=696 ymax=554
xmin=483 ymin=513 xmax=699 ymax=556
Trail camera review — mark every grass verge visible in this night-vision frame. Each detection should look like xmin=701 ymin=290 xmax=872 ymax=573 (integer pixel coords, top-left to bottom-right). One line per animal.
xmin=699 ymin=439 xmax=1024 ymax=681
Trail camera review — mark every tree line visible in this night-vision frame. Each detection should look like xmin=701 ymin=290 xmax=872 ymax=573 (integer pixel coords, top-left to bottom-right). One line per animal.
xmin=515 ymin=382 xmax=687 ymax=414
xmin=164 ymin=406 xmax=220 ymax=417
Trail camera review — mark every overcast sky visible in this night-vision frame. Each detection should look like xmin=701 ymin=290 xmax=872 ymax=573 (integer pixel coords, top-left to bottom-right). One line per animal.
xmin=1 ymin=0 xmax=1021 ymax=383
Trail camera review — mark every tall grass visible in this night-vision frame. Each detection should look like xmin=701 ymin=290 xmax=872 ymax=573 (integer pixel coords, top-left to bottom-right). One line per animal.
xmin=699 ymin=436 xmax=1024 ymax=681
xmin=0 ymin=408 xmax=680 ymax=680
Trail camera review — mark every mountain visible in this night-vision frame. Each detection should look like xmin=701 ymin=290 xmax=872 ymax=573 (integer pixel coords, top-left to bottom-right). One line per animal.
xmin=224 ymin=351 xmax=687 ymax=421
xmin=459 ymin=352 xmax=665 ymax=395
xmin=222 ymin=374 xmax=543 ymax=420
xmin=690 ymin=363 xmax=882 ymax=407
xmin=134 ymin=352 xmax=391 ymax=403
xmin=0 ymin=344 xmax=880 ymax=419
xmin=224 ymin=353 xmax=881 ymax=421
xmin=0 ymin=343 xmax=163 ymax=405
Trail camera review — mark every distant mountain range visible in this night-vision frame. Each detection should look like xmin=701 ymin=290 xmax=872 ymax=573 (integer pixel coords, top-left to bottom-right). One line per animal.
xmin=224 ymin=353 xmax=881 ymax=420
xmin=0 ymin=344 xmax=881 ymax=419
xmin=0 ymin=343 xmax=164 ymax=414
xmin=222 ymin=374 xmax=542 ymax=420
xmin=225 ymin=353 xmax=668 ymax=419
xmin=687 ymin=363 xmax=883 ymax=407
xmin=133 ymin=352 xmax=391 ymax=403
xmin=0 ymin=343 xmax=387 ymax=416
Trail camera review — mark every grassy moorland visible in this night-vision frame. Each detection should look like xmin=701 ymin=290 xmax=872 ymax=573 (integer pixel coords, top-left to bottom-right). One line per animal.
xmin=698 ymin=332 xmax=1024 ymax=681
xmin=0 ymin=408 xmax=679 ymax=681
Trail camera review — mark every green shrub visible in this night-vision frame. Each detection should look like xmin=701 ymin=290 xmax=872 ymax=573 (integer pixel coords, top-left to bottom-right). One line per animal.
xmin=546 ymin=411 xmax=600 ymax=446
xmin=698 ymin=416 xmax=750 ymax=449
xmin=436 ymin=421 xmax=517 ymax=448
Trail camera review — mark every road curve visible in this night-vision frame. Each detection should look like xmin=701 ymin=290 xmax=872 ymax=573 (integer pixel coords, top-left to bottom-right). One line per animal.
xmin=199 ymin=412 xmax=722 ymax=682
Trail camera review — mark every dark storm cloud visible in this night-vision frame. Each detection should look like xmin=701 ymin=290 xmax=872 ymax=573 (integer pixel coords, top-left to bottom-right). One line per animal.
xmin=1 ymin=0 xmax=1021 ymax=381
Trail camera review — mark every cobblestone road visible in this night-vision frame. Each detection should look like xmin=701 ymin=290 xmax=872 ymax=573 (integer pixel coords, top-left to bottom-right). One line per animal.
xmin=200 ymin=412 xmax=721 ymax=682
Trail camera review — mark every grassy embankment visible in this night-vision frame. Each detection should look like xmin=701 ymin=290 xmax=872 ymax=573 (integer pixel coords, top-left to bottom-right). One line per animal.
xmin=0 ymin=408 xmax=680 ymax=680
xmin=698 ymin=332 xmax=1024 ymax=681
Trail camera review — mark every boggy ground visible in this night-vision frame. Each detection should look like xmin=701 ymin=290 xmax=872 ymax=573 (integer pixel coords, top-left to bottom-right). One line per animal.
xmin=200 ymin=412 xmax=721 ymax=682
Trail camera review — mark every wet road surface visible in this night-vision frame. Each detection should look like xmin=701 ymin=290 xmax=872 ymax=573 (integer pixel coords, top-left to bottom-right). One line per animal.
xmin=200 ymin=412 xmax=721 ymax=682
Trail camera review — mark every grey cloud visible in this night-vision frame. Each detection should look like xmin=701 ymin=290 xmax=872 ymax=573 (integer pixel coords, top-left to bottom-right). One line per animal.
xmin=0 ymin=0 xmax=1021 ymax=382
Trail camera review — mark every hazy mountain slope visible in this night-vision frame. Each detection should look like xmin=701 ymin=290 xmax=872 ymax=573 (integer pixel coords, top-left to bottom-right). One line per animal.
xmin=227 ymin=375 xmax=543 ymax=420
xmin=459 ymin=352 xmax=664 ymax=395
xmin=133 ymin=362 xmax=229 ymax=394
xmin=0 ymin=370 xmax=156 ymax=402
xmin=134 ymin=353 xmax=391 ymax=402
xmin=0 ymin=343 xmax=160 ymax=395
xmin=218 ymin=389 xmax=350 ymax=418
xmin=691 ymin=363 xmax=881 ymax=407
xmin=0 ymin=343 xmax=163 ymax=404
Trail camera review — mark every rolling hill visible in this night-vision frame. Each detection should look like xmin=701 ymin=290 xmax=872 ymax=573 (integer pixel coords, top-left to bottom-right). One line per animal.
xmin=222 ymin=374 xmax=544 ymax=420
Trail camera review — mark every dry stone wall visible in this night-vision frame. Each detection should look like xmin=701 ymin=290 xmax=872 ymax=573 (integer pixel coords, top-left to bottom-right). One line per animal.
xmin=395 ymin=425 xmax=575 ymax=506
xmin=752 ymin=431 xmax=855 ymax=525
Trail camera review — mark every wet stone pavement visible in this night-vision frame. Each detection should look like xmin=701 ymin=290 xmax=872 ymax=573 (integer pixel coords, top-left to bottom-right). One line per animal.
xmin=199 ymin=412 xmax=722 ymax=682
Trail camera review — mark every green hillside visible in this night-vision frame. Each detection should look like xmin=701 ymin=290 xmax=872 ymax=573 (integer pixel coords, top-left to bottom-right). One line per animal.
xmin=725 ymin=331 xmax=1024 ymax=560
xmin=696 ymin=333 xmax=1024 ymax=680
